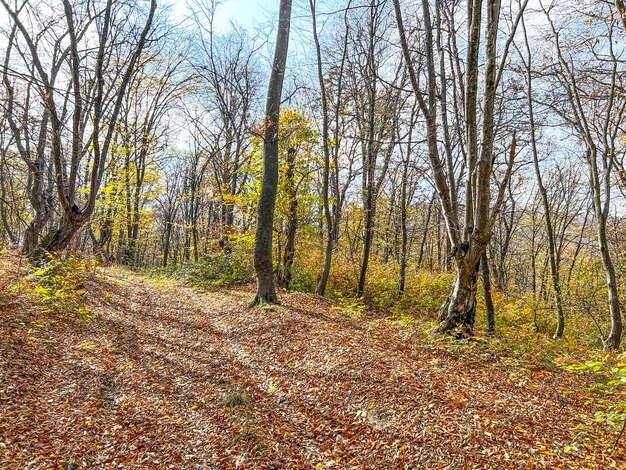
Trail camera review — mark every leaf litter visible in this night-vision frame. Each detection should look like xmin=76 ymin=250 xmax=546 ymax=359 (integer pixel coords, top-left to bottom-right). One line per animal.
xmin=0 ymin=266 xmax=623 ymax=468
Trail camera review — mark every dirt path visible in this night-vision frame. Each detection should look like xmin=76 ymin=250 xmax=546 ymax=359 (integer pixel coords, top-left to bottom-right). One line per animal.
xmin=0 ymin=269 xmax=622 ymax=468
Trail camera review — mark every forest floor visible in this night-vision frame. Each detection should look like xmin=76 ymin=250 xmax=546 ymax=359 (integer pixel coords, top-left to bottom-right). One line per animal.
xmin=1 ymin=264 xmax=625 ymax=469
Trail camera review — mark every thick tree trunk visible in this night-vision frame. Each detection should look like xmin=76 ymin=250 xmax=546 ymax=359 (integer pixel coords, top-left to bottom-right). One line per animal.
xmin=438 ymin=259 xmax=479 ymax=336
xmin=250 ymin=0 xmax=292 ymax=306
xmin=22 ymin=212 xmax=48 ymax=256
xmin=21 ymin=165 xmax=52 ymax=257
xmin=40 ymin=212 xmax=85 ymax=256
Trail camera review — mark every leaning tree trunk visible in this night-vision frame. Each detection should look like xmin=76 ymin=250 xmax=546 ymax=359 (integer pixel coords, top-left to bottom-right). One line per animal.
xmin=250 ymin=0 xmax=292 ymax=306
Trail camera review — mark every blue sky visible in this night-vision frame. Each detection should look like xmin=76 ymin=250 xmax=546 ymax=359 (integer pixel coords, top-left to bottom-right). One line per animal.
xmin=170 ymin=0 xmax=276 ymax=32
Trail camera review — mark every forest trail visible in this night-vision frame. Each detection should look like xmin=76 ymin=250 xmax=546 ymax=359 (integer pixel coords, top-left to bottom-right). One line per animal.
xmin=0 ymin=268 xmax=622 ymax=469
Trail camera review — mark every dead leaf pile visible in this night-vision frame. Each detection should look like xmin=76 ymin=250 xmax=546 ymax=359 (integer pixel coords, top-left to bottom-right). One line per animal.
xmin=0 ymin=266 xmax=623 ymax=468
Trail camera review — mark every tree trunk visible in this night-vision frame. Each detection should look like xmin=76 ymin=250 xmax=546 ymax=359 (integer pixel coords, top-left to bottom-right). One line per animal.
xmin=523 ymin=24 xmax=566 ymax=338
xmin=22 ymin=211 xmax=48 ymax=256
xmin=311 ymin=0 xmax=333 ymax=297
xmin=398 ymin=169 xmax=408 ymax=294
xmin=40 ymin=212 xmax=85 ymax=255
xmin=481 ymin=251 xmax=495 ymax=334
xmin=595 ymin=197 xmax=623 ymax=350
xmin=163 ymin=220 xmax=173 ymax=268
xmin=417 ymin=192 xmax=435 ymax=269
xmin=250 ymin=0 xmax=292 ymax=306
xmin=278 ymin=147 xmax=297 ymax=290
xmin=438 ymin=258 xmax=479 ymax=336
xmin=21 ymin=163 xmax=52 ymax=257
xmin=357 ymin=194 xmax=375 ymax=297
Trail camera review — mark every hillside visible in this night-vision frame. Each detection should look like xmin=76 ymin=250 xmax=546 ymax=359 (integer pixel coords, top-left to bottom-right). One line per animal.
xmin=0 ymin=263 xmax=623 ymax=469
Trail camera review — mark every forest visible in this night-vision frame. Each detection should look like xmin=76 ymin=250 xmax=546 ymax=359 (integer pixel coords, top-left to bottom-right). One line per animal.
xmin=1 ymin=0 xmax=626 ymax=467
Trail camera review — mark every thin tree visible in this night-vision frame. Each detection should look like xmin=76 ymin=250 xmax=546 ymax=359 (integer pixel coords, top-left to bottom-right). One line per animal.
xmin=250 ymin=0 xmax=293 ymax=306
xmin=544 ymin=2 xmax=625 ymax=350
xmin=519 ymin=14 xmax=565 ymax=339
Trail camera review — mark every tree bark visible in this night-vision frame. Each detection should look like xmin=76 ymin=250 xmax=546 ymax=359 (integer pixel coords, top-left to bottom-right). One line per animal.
xmin=481 ymin=251 xmax=495 ymax=335
xmin=310 ymin=0 xmax=333 ymax=296
xmin=278 ymin=148 xmax=298 ymax=290
xmin=438 ymin=260 xmax=479 ymax=336
xmin=250 ymin=0 xmax=292 ymax=306
xmin=398 ymin=156 xmax=409 ymax=294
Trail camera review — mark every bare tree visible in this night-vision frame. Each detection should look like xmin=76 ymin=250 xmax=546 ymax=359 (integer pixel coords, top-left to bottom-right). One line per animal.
xmin=543 ymin=1 xmax=626 ymax=350
xmin=394 ymin=0 xmax=527 ymax=334
xmin=190 ymin=0 xmax=262 ymax=253
xmin=0 ymin=0 xmax=156 ymax=257
xmin=250 ymin=0 xmax=293 ymax=306
xmin=518 ymin=15 xmax=565 ymax=339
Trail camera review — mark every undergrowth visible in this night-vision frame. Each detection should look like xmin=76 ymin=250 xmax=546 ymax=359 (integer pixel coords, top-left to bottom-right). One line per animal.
xmin=146 ymin=244 xmax=254 ymax=289
xmin=3 ymin=251 xmax=95 ymax=322
xmin=133 ymin=246 xmax=626 ymax=442
xmin=2 ymin=246 xmax=625 ymax=449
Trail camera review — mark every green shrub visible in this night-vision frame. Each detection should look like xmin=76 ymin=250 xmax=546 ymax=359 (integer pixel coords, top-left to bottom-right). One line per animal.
xmin=394 ymin=271 xmax=453 ymax=316
xmin=177 ymin=252 xmax=255 ymax=288
xmin=25 ymin=253 xmax=94 ymax=321
xmin=325 ymin=258 xmax=453 ymax=319
xmin=154 ymin=236 xmax=255 ymax=288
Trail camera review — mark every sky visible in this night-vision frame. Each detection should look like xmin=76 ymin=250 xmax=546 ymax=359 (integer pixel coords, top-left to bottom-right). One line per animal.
xmin=170 ymin=0 xmax=275 ymax=32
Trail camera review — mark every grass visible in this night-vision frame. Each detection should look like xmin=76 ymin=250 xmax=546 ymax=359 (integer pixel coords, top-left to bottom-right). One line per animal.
xmin=223 ymin=386 xmax=250 ymax=409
